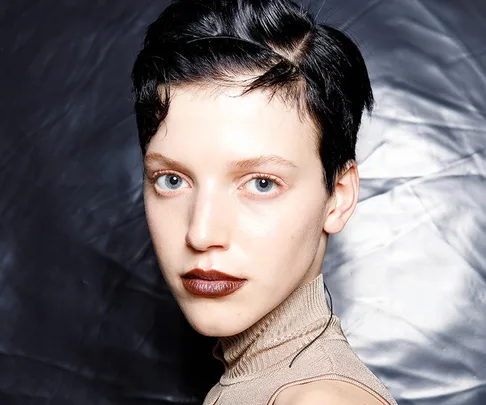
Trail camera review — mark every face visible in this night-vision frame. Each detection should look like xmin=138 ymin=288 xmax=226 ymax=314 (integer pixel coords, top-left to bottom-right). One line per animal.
xmin=143 ymin=83 xmax=356 ymax=337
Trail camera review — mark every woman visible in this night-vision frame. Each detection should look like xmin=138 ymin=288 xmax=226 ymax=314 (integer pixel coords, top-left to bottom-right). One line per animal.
xmin=132 ymin=0 xmax=397 ymax=403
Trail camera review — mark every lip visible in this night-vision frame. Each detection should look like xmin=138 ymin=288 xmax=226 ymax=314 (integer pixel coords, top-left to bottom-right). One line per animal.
xmin=181 ymin=269 xmax=246 ymax=297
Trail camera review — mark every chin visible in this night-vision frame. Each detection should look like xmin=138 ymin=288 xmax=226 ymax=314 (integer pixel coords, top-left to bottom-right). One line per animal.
xmin=185 ymin=312 xmax=250 ymax=338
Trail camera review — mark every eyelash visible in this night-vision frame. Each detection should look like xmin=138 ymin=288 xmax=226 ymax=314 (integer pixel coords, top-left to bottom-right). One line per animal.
xmin=146 ymin=170 xmax=285 ymax=196
xmin=243 ymin=173 xmax=283 ymax=188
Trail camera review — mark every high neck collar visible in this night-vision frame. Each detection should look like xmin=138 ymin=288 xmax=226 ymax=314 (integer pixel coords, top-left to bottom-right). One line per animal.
xmin=213 ymin=274 xmax=331 ymax=383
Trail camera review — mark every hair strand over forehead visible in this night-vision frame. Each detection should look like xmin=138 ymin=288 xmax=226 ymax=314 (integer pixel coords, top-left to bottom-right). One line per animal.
xmin=132 ymin=0 xmax=374 ymax=193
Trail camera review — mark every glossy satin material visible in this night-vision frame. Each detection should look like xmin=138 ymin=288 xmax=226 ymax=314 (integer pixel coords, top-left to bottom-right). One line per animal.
xmin=0 ymin=1 xmax=485 ymax=404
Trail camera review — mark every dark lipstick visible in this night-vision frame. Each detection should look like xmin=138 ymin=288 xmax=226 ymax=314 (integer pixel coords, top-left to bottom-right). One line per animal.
xmin=181 ymin=269 xmax=246 ymax=297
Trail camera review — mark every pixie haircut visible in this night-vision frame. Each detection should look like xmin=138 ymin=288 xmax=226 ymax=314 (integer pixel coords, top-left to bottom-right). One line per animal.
xmin=132 ymin=0 xmax=373 ymax=193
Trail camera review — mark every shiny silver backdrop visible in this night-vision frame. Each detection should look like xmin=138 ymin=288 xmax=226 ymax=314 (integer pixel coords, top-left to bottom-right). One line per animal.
xmin=1 ymin=1 xmax=485 ymax=404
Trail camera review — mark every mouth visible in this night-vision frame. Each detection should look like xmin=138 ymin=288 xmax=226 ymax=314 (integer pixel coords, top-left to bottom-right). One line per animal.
xmin=181 ymin=269 xmax=246 ymax=297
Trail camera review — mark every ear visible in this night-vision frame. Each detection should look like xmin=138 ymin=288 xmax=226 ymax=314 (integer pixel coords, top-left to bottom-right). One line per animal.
xmin=323 ymin=160 xmax=359 ymax=234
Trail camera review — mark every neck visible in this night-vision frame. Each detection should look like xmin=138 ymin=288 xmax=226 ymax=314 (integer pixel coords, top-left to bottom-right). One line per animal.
xmin=213 ymin=274 xmax=331 ymax=383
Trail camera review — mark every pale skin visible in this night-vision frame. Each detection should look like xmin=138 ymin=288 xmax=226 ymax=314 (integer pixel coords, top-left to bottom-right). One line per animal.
xmin=143 ymin=81 xmax=381 ymax=405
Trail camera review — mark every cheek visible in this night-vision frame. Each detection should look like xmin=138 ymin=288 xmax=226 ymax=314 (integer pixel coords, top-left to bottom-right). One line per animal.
xmin=279 ymin=205 xmax=323 ymax=256
xmin=236 ymin=197 xmax=324 ymax=262
xmin=144 ymin=195 xmax=187 ymax=264
xmin=235 ymin=207 xmax=279 ymax=240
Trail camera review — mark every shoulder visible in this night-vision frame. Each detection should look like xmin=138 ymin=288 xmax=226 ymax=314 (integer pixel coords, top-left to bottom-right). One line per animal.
xmin=274 ymin=380 xmax=384 ymax=405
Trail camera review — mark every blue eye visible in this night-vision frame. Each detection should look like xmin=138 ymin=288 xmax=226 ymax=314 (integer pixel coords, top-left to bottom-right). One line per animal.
xmin=155 ymin=174 xmax=189 ymax=191
xmin=245 ymin=177 xmax=277 ymax=194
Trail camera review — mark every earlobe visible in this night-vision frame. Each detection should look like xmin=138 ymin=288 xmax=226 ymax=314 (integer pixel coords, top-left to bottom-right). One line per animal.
xmin=323 ymin=161 xmax=359 ymax=234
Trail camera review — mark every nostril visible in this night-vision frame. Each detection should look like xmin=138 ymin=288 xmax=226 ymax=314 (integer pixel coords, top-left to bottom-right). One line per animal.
xmin=185 ymin=226 xmax=229 ymax=252
xmin=185 ymin=193 xmax=232 ymax=251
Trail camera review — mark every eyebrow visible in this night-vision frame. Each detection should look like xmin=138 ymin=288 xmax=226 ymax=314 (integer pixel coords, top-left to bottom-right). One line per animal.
xmin=228 ymin=155 xmax=298 ymax=170
xmin=144 ymin=152 xmax=189 ymax=172
xmin=144 ymin=152 xmax=298 ymax=171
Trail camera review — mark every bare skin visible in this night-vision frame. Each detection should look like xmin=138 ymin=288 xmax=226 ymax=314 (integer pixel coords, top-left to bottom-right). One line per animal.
xmin=143 ymin=81 xmax=371 ymax=402
xmin=275 ymin=380 xmax=384 ymax=405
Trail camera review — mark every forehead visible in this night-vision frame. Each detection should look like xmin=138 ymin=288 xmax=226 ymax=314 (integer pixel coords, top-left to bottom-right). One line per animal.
xmin=148 ymin=84 xmax=318 ymax=162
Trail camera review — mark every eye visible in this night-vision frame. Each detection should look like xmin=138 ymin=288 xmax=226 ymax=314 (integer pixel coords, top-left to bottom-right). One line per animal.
xmin=154 ymin=173 xmax=189 ymax=192
xmin=244 ymin=176 xmax=279 ymax=194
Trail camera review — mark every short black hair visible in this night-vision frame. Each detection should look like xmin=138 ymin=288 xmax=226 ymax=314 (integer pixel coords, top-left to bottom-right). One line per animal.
xmin=132 ymin=0 xmax=373 ymax=193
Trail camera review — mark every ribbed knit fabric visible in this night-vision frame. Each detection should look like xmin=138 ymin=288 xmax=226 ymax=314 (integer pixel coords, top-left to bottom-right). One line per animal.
xmin=202 ymin=274 xmax=397 ymax=405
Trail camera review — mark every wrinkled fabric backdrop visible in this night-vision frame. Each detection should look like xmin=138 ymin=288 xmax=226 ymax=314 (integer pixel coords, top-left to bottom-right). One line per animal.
xmin=1 ymin=0 xmax=485 ymax=404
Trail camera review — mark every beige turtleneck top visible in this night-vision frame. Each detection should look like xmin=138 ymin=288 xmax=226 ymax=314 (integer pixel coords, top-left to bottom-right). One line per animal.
xmin=202 ymin=274 xmax=397 ymax=405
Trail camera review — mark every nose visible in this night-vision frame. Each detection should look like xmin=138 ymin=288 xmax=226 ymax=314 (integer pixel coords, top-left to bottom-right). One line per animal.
xmin=185 ymin=190 xmax=231 ymax=252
